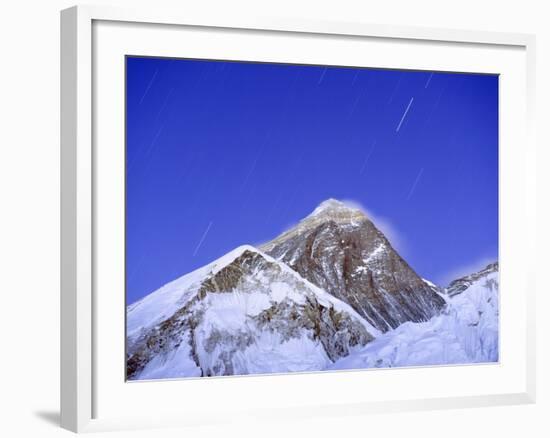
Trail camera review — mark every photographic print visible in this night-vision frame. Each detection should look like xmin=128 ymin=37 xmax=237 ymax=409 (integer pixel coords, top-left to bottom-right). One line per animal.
xmin=125 ymin=57 xmax=498 ymax=381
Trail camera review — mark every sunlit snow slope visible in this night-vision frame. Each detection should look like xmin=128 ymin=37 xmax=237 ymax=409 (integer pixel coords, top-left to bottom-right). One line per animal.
xmin=127 ymin=245 xmax=378 ymax=380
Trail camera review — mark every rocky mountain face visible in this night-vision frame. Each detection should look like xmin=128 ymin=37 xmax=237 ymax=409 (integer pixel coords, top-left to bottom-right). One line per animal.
xmin=261 ymin=199 xmax=446 ymax=332
xmin=126 ymin=246 xmax=377 ymax=380
xmin=445 ymin=262 xmax=499 ymax=297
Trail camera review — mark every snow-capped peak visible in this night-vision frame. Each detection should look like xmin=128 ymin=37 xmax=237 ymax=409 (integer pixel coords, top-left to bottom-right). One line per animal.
xmin=308 ymin=198 xmax=366 ymax=220
xmin=126 ymin=244 xmax=260 ymax=340
xmin=311 ymin=198 xmax=350 ymax=214
xmin=261 ymin=199 xmax=369 ymax=253
xmin=209 ymin=244 xmax=259 ymax=274
xmin=260 ymin=199 xmax=446 ymax=333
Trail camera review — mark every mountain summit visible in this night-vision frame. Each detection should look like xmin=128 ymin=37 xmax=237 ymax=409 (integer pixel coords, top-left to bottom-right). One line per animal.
xmin=309 ymin=198 xmax=366 ymax=220
xmin=261 ymin=199 xmax=367 ymax=252
xmin=262 ymin=199 xmax=446 ymax=332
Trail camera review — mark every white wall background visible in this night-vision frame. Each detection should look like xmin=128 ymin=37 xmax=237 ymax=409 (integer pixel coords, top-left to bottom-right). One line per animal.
xmin=0 ymin=1 xmax=547 ymax=436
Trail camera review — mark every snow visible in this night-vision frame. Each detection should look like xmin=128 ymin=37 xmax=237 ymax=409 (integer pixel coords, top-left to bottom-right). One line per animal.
xmin=232 ymin=333 xmax=332 ymax=375
xmin=269 ymin=281 xmax=307 ymax=304
xmin=309 ymin=198 xmax=360 ymax=218
xmin=138 ymin=332 xmax=202 ymax=380
xmin=178 ymin=268 xmax=339 ymax=376
xmin=196 ymin=328 xmax=332 ymax=376
xmin=363 ymin=243 xmax=385 ymax=265
xmin=128 ymin=233 xmax=497 ymax=380
xmin=422 ymin=278 xmax=438 ymax=289
xmin=259 ymin=250 xmax=381 ymax=337
xmin=181 ymin=269 xmax=337 ymax=377
xmin=129 ymin=243 xmax=380 ymax=380
xmin=261 ymin=199 xmax=366 ymax=252
xmin=210 ymin=245 xmax=258 ymax=274
xmin=201 ymin=291 xmax=272 ymax=331
xmin=127 ymin=245 xmax=259 ymax=341
xmin=126 ymin=268 xmax=206 ymax=342
xmin=329 ymin=271 xmax=499 ymax=370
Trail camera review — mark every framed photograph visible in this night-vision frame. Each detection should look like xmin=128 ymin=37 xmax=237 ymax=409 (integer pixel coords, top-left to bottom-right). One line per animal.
xmin=61 ymin=5 xmax=537 ymax=433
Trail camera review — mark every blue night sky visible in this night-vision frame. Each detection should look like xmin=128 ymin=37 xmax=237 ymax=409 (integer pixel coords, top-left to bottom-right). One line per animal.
xmin=126 ymin=56 xmax=498 ymax=304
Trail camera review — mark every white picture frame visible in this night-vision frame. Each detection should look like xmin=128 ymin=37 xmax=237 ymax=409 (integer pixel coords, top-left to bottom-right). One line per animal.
xmin=60 ymin=4 xmax=537 ymax=433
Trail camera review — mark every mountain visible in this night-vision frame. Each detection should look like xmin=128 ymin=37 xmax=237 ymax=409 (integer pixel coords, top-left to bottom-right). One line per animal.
xmin=126 ymin=245 xmax=378 ymax=380
xmin=126 ymin=199 xmax=498 ymax=380
xmin=445 ymin=262 xmax=499 ymax=297
xmin=329 ymin=262 xmax=499 ymax=369
xmin=261 ymin=199 xmax=446 ymax=332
